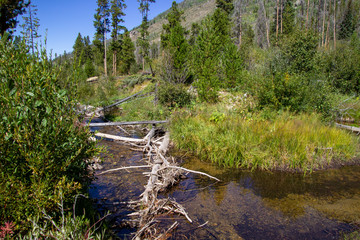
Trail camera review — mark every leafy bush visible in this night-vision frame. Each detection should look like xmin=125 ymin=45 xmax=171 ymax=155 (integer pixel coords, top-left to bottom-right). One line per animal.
xmin=157 ymin=82 xmax=192 ymax=108
xmin=257 ymin=72 xmax=333 ymax=117
xmin=84 ymin=59 xmax=96 ymax=77
xmin=0 ymin=35 xmax=100 ymax=231
xmin=323 ymin=33 xmax=360 ymax=94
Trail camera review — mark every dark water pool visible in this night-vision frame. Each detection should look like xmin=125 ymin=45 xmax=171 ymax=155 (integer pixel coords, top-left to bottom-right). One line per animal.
xmin=88 ymin=121 xmax=360 ymax=239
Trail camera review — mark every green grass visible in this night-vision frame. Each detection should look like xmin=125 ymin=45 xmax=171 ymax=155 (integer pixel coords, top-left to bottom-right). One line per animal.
xmin=170 ymin=103 xmax=359 ymax=172
xmin=108 ymin=95 xmax=170 ymax=122
xmin=342 ymin=230 xmax=360 ymax=240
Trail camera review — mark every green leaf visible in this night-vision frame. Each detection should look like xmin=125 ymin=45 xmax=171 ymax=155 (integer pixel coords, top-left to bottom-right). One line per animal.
xmin=9 ymin=88 xmax=17 ymax=96
xmin=41 ymin=118 xmax=47 ymax=127
xmin=46 ymin=106 xmax=52 ymax=114
xmin=58 ymin=89 xmax=67 ymax=97
xmin=35 ymin=100 xmax=43 ymax=107
xmin=5 ymin=132 xmax=12 ymax=140
xmin=26 ymin=92 xmax=34 ymax=97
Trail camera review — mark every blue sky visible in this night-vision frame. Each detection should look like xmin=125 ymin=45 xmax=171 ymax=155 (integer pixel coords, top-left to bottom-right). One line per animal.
xmin=15 ymin=0 xmax=182 ymax=56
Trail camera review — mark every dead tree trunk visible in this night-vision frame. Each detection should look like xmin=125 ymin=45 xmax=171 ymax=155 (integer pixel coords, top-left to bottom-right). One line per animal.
xmin=280 ymin=0 xmax=283 ymax=34
xmin=306 ymin=0 xmax=310 ymax=29
xmin=113 ymin=51 xmax=117 ymax=76
xmin=276 ymin=0 xmax=280 ymax=42
xmin=321 ymin=0 xmax=327 ymax=47
xmin=104 ymin=21 xmax=108 ymax=77
xmin=333 ymin=0 xmax=336 ymax=49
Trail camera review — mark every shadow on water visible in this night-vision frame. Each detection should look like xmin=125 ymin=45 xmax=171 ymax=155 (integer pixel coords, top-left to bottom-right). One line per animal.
xmin=88 ymin=118 xmax=360 ymax=239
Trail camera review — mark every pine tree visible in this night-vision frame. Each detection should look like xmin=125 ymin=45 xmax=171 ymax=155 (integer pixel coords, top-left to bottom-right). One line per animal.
xmin=192 ymin=0 xmax=241 ymax=101
xmin=339 ymin=0 xmax=355 ymax=39
xmin=120 ymin=30 xmax=136 ymax=74
xmin=213 ymin=0 xmax=233 ymax=42
xmin=216 ymin=0 xmax=234 ymax=15
xmin=73 ymin=33 xmax=84 ymax=64
xmin=160 ymin=1 xmax=189 ymax=84
xmin=110 ymin=0 xmax=126 ymax=76
xmin=192 ymin=16 xmax=221 ymax=102
xmin=282 ymin=0 xmax=295 ymax=35
xmin=83 ymin=35 xmax=93 ymax=62
xmin=20 ymin=3 xmax=41 ymax=55
xmin=189 ymin=23 xmax=200 ymax=46
xmin=94 ymin=0 xmax=110 ymax=76
xmin=0 ymin=0 xmax=29 ymax=35
xmin=137 ymin=0 xmax=155 ymax=72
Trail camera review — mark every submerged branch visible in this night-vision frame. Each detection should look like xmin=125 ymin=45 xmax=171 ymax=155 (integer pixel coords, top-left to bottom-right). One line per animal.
xmin=159 ymin=166 xmax=221 ymax=182
xmin=97 ymin=165 xmax=152 ymax=175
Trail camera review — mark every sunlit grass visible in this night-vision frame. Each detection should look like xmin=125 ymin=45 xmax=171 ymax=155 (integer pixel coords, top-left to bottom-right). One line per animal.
xmin=170 ymin=104 xmax=359 ymax=172
xmin=107 ymin=95 xmax=170 ymax=122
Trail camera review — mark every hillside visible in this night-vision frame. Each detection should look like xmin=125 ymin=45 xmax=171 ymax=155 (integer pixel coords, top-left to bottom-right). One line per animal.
xmin=130 ymin=0 xmax=216 ymax=42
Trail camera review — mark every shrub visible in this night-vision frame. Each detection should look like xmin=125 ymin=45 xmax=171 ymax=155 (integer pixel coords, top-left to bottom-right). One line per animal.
xmin=0 ymin=35 xmax=100 ymax=232
xmin=157 ymin=82 xmax=192 ymax=108
xmin=323 ymin=33 xmax=360 ymax=94
xmin=257 ymin=72 xmax=333 ymax=117
xmin=84 ymin=59 xmax=96 ymax=77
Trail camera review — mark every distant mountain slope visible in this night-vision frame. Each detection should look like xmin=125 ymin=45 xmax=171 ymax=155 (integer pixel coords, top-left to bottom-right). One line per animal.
xmin=130 ymin=0 xmax=216 ymax=43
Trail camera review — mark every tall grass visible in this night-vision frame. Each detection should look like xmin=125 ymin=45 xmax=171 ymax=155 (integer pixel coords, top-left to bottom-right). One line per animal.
xmin=170 ymin=105 xmax=359 ymax=172
xmin=109 ymin=95 xmax=170 ymax=122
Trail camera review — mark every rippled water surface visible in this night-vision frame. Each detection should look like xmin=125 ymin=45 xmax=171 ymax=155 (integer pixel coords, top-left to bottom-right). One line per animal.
xmin=88 ymin=120 xmax=360 ymax=239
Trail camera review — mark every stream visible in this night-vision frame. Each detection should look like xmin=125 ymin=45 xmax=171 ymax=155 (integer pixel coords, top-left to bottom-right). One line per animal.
xmin=88 ymin=119 xmax=360 ymax=239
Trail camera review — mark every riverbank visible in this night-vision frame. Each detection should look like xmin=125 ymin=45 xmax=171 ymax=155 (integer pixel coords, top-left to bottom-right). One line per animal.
xmin=170 ymin=103 xmax=360 ymax=173
xmin=85 ymin=76 xmax=360 ymax=173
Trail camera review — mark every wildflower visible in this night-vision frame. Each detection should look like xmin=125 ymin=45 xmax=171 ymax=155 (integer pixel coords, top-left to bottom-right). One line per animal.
xmin=0 ymin=221 xmax=15 ymax=239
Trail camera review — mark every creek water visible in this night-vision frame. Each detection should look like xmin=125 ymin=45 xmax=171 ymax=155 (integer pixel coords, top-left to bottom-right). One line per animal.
xmin=88 ymin=120 xmax=360 ymax=239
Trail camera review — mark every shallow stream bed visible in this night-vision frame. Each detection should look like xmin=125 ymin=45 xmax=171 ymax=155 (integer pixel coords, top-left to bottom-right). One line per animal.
xmin=89 ymin=120 xmax=360 ymax=239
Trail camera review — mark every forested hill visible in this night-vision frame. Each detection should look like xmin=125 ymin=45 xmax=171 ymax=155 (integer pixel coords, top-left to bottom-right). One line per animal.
xmin=132 ymin=0 xmax=360 ymax=46
xmin=130 ymin=0 xmax=216 ymax=42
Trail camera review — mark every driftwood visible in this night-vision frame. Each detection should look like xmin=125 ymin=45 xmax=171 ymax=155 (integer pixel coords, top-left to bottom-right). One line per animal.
xmin=335 ymin=123 xmax=360 ymax=134
xmin=96 ymin=127 xmax=220 ymax=239
xmin=86 ymin=76 xmax=99 ymax=82
xmin=94 ymin=132 xmax=145 ymax=144
xmin=88 ymin=120 xmax=167 ymax=127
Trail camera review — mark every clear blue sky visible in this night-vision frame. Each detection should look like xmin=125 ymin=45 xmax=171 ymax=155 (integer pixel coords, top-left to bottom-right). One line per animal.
xmin=15 ymin=0 xmax=182 ymax=56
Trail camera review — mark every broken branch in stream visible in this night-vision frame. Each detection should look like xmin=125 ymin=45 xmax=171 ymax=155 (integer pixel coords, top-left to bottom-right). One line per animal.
xmin=97 ymin=165 xmax=220 ymax=182
xmin=95 ymin=126 xmax=220 ymax=239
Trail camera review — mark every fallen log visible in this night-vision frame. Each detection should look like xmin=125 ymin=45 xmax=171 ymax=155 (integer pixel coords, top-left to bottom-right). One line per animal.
xmin=101 ymin=91 xmax=143 ymax=111
xmin=335 ymin=123 xmax=360 ymax=133
xmin=88 ymin=120 xmax=168 ymax=127
xmin=86 ymin=91 xmax=144 ymax=116
xmin=94 ymin=132 xmax=145 ymax=143
xmin=86 ymin=76 xmax=99 ymax=82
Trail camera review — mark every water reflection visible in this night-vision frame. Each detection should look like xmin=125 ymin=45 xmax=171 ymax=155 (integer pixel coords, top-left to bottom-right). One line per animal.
xmin=170 ymin=157 xmax=359 ymax=239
